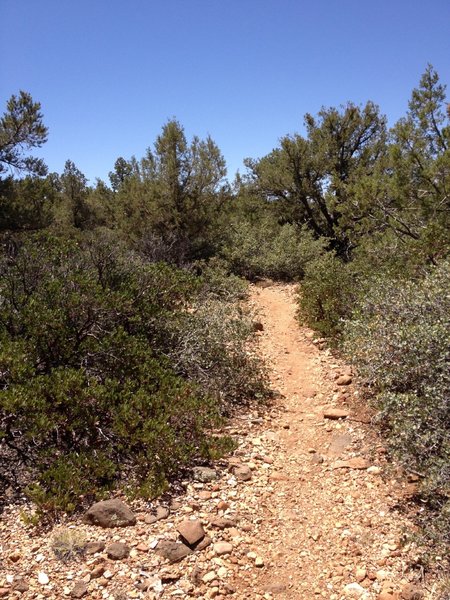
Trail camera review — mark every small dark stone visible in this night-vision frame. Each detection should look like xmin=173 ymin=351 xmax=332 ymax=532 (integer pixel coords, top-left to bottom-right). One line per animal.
xmin=71 ymin=581 xmax=88 ymax=598
xmin=106 ymin=542 xmax=130 ymax=560
xmin=12 ymin=578 xmax=29 ymax=593
xmin=135 ymin=580 xmax=149 ymax=591
xmin=85 ymin=541 xmax=106 ymax=555
xmin=154 ymin=540 xmax=192 ymax=563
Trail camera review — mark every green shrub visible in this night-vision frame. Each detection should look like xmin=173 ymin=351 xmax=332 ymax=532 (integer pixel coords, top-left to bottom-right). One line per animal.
xmin=167 ymin=298 xmax=269 ymax=410
xmin=0 ymin=232 xmax=240 ymax=513
xmin=51 ymin=528 xmax=87 ymax=562
xmin=344 ymin=260 xmax=450 ymax=547
xmin=297 ymin=251 xmax=357 ymax=337
xmin=194 ymin=257 xmax=248 ymax=302
xmin=221 ymin=218 xmax=326 ymax=281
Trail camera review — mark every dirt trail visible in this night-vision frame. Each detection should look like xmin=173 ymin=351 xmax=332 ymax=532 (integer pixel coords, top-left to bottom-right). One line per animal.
xmin=0 ymin=283 xmax=428 ymax=600
xmin=231 ymin=283 xmax=423 ymax=599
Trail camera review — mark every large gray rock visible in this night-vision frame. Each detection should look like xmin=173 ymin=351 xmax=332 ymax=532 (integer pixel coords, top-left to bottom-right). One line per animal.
xmin=83 ymin=499 xmax=136 ymax=528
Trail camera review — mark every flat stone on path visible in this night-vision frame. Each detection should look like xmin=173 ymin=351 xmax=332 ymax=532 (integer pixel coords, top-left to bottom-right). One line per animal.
xmin=213 ymin=541 xmax=233 ymax=556
xmin=336 ymin=375 xmax=353 ymax=386
xmin=324 ymin=408 xmax=350 ymax=420
xmin=265 ymin=583 xmax=287 ymax=594
xmin=177 ymin=518 xmax=205 ymax=546
xmin=71 ymin=581 xmax=88 ymax=598
xmin=83 ymin=499 xmax=136 ymax=528
xmin=328 ymin=433 xmax=353 ymax=455
xmin=344 ymin=582 xmax=366 ymax=597
xmin=155 ymin=540 xmax=192 ymax=563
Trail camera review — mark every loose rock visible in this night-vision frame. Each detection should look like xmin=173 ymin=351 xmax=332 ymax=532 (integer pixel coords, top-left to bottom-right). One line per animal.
xmin=85 ymin=540 xmax=106 ymax=554
xmin=83 ymin=499 xmax=136 ymax=528
xmin=344 ymin=582 xmax=366 ymax=598
xmin=193 ymin=466 xmax=218 ymax=482
xmin=232 ymin=465 xmax=252 ymax=481
xmin=177 ymin=518 xmax=206 ymax=546
xmin=12 ymin=578 xmax=29 ymax=593
xmin=155 ymin=540 xmax=192 ymax=563
xmin=106 ymin=542 xmax=130 ymax=560
xmin=71 ymin=581 xmax=88 ymax=598
xmin=38 ymin=572 xmax=49 ymax=585
xmin=213 ymin=541 xmax=233 ymax=556
xmin=400 ymin=584 xmax=423 ymax=599
xmin=324 ymin=408 xmax=350 ymax=420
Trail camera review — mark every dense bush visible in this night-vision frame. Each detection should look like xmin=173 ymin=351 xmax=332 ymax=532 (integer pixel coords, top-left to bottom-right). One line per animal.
xmin=167 ymin=298 xmax=268 ymax=410
xmin=343 ymin=260 xmax=450 ymax=545
xmin=221 ymin=218 xmax=327 ymax=281
xmin=0 ymin=232 xmax=265 ymax=513
xmin=297 ymin=250 xmax=358 ymax=337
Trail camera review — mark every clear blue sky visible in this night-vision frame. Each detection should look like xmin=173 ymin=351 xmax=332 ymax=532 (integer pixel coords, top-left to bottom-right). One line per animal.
xmin=1 ymin=0 xmax=449 ymax=184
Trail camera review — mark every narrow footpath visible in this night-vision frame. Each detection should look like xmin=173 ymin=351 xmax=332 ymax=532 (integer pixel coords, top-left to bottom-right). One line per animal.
xmin=230 ymin=283 xmax=425 ymax=599
xmin=0 ymin=284 xmax=430 ymax=600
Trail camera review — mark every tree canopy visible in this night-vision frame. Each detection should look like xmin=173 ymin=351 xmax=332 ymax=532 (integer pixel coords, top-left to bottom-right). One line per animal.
xmin=0 ymin=91 xmax=48 ymax=178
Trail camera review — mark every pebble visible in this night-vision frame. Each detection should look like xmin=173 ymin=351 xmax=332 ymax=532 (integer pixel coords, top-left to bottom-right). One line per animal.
xmin=38 ymin=572 xmax=50 ymax=585
xmin=336 ymin=375 xmax=353 ymax=386
xmin=344 ymin=582 xmax=366 ymax=598
xmin=203 ymin=571 xmax=217 ymax=584
xmin=213 ymin=542 xmax=233 ymax=556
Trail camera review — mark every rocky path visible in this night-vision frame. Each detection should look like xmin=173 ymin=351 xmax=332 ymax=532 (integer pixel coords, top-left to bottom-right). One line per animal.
xmin=0 ymin=284 xmax=429 ymax=600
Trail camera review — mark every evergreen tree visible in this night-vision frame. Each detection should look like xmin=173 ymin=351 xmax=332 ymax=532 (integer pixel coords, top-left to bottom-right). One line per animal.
xmin=0 ymin=91 xmax=48 ymax=178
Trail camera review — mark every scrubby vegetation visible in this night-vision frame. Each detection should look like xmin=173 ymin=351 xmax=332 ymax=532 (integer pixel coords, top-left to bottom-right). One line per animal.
xmin=0 ymin=66 xmax=448 ymax=559
xmin=345 ymin=262 xmax=449 ymax=546
xmin=0 ymin=232 xmax=267 ymax=512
